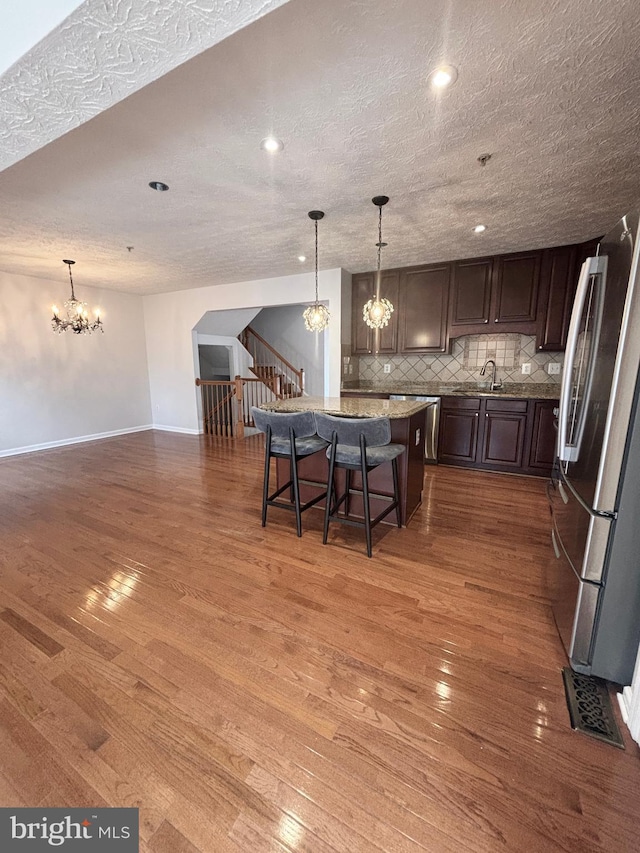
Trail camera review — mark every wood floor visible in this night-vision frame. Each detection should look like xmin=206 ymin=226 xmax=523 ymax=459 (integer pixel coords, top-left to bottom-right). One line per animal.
xmin=0 ymin=431 xmax=638 ymax=853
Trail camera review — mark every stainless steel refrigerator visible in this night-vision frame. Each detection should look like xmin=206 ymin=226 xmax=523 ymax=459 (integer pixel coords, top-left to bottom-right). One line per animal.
xmin=548 ymin=210 xmax=640 ymax=684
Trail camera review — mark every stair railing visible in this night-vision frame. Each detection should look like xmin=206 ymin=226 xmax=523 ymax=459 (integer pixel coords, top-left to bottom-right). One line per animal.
xmin=196 ymin=376 xmax=280 ymax=437
xmin=240 ymin=326 xmax=304 ymax=398
xmin=195 ymin=378 xmax=245 ymax=438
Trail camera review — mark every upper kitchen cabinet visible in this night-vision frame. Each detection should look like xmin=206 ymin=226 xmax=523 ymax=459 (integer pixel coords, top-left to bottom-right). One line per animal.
xmin=493 ymin=251 xmax=541 ymax=326
xmin=449 ymin=251 xmax=541 ymax=337
xmin=535 ymin=238 xmax=600 ymax=351
xmin=449 ymin=257 xmax=493 ymax=327
xmin=351 ymin=271 xmax=399 ymax=354
xmin=398 ymin=264 xmax=450 ymax=353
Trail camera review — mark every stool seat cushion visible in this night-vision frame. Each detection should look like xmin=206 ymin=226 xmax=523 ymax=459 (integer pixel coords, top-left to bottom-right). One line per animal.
xmin=272 ymin=435 xmax=329 ymax=456
xmin=327 ymin=442 xmax=405 ymax=466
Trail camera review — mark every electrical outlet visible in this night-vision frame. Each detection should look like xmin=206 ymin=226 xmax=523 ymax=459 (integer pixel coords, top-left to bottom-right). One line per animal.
xmin=547 ymin=362 xmax=561 ymax=375
xmin=383 ymin=363 xmax=391 ymax=374
xmin=343 ymin=363 xmax=349 ymax=374
xmin=521 ymin=363 xmax=531 ymax=375
xmin=348 ymin=364 xmax=353 ymax=374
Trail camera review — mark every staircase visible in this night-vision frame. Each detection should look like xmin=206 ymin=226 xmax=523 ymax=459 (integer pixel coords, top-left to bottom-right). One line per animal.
xmin=240 ymin=326 xmax=304 ymax=399
xmin=196 ymin=327 xmax=305 ymax=438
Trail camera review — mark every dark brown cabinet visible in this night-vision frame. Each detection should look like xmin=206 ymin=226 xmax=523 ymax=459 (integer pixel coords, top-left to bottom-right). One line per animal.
xmin=352 ymin=265 xmax=448 ymax=355
xmin=438 ymin=398 xmax=480 ymax=464
xmin=351 ymin=239 xmax=601 ymax=356
xmin=398 ymin=264 xmax=450 ymax=353
xmin=535 ymin=238 xmax=600 ymax=352
xmin=351 ymin=272 xmax=399 ymax=354
xmin=493 ymin=252 xmax=540 ymax=326
xmin=449 ymin=258 xmax=493 ymax=327
xmin=449 ymin=251 xmax=540 ymax=337
xmin=439 ymin=396 xmax=558 ymax=475
xmin=536 ymin=245 xmax=577 ymax=351
xmin=528 ymin=400 xmax=558 ymax=470
xmin=480 ymin=399 xmax=528 ymax=468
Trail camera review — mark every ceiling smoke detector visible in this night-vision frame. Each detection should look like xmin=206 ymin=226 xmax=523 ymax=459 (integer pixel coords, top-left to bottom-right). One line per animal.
xmin=148 ymin=181 xmax=169 ymax=191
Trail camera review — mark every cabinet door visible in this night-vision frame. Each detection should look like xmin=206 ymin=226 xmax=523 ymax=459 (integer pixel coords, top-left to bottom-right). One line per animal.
xmin=438 ymin=398 xmax=480 ymax=464
xmin=351 ymin=272 xmax=398 ymax=354
xmin=536 ymin=245 xmax=577 ymax=351
xmin=528 ymin=400 xmax=559 ymax=470
xmin=481 ymin=409 xmax=528 ymax=467
xmin=492 ymin=251 xmax=541 ymax=326
xmin=375 ymin=271 xmax=400 ymax=354
xmin=450 ymin=258 xmax=493 ymax=327
xmin=398 ymin=264 xmax=450 ymax=353
xmin=352 ymin=273 xmax=374 ymax=354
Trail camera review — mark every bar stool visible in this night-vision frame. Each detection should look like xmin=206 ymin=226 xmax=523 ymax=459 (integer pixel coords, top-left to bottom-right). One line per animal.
xmin=314 ymin=412 xmax=405 ymax=558
xmin=251 ymin=408 xmax=329 ymax=537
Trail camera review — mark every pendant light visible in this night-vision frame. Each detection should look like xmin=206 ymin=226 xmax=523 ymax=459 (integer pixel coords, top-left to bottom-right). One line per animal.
xmin=303 ymin=210 xmax=330 ymax=332
xmin=363 ymin=195 xmax=394 ymax=330
xmin=51 ymin=260 xmax=103 ymax=334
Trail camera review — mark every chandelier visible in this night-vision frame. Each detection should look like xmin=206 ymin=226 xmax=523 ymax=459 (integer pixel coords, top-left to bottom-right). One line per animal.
xmin=303 ymin=210 xmax=330 ymax=332
xmin=52 ymin=260 xmax=103 ymax=334
xmin=363 ymin=195 xmax=394 ymax=329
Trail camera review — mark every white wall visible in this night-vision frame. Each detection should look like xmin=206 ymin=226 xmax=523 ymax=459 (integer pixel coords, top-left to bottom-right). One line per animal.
xmin=0 ymin=270 xmax=152 ymax=455
xmin=144 ymin=269 xmax=343 ymax=432
xmin=195 ymin=334 xmax=254 ymax=380
xmin=251 ymin=304 xmax=325 ymax=396
xmin=194 ymin=308 xmax=260 ymax=336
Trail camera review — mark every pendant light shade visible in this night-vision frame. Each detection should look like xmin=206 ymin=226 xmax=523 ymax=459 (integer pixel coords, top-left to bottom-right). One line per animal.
xmin=363 ymin=195 xmax=394 ymax=330
xmin=303 ymin=210 xmax=330 ymax=332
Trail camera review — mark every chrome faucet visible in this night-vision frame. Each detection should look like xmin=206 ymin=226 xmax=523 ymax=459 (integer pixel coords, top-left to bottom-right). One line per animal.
xmin=480 ymin=359 xmax=502 ymax=391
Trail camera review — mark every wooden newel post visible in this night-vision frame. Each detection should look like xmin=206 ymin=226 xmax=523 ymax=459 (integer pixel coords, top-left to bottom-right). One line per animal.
xmin=234 ymin=376 xmax=245 ymax=440
xmin=300 ymin=368 xmax=305 ymax=393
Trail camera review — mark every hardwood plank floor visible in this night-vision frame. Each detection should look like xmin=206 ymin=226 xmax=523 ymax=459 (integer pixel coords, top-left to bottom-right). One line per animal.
xmin=0 ymin=431 xmax=638 ymax=852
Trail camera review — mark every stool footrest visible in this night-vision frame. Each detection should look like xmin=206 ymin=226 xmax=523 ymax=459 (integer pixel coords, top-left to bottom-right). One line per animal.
xmin=327 ymin=500 xmax=399 ymax=530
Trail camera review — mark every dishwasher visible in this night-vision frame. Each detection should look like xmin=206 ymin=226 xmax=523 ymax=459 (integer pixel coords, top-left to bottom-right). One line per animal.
xmin=389 ymin=396 xmax=440 ymax=463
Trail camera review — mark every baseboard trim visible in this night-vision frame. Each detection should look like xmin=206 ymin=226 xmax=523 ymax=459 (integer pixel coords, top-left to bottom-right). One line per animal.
xmin=1 ymin=424 xmax=210 ymax=459
xmin=152 ymin=425 xmax=202 ymax=435
xmin=0 ymin=425 xmax=155 ymax=459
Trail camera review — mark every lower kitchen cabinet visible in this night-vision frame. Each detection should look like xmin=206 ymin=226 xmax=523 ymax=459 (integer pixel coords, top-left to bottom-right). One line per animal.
xmin=438 ymin=398 xmax=480 ymax=464
xmin=528 ymin=399 xmax=558 ymax=470
xmin=439 ymin=396 xmax=558 ymax=475
xmin=481 ymin=399 xmax=528 ymax=468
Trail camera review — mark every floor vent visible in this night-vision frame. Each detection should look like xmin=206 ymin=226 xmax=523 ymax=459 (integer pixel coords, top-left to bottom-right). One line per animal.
xmin=562 ymin=668 xmax=625 ymax=749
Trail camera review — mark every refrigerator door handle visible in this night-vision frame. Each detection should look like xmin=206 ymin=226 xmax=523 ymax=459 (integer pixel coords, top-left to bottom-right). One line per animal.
xmin=558 ymin=255 xmax=607 ymax=462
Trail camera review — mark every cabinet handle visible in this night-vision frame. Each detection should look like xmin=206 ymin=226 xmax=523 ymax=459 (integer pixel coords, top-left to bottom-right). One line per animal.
xmin=494 ymin=318 xmax=498 ymax=322
xmin=485 ymin=413 xmax=488 ymax=418
xmin=484 ymin=319 xmax=488 ymax=323
xmin=475 ymin=412 xmax=479 ymax=417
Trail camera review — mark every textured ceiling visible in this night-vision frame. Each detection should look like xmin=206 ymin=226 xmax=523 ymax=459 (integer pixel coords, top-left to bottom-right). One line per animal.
xmin=0 ymin=0 xmax=291 ymax=172
xmin=1 ymin=0 xmax=640 ymax=295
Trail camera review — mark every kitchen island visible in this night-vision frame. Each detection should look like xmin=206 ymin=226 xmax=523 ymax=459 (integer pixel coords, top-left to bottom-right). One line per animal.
xmin=259 ymin=396 xmax=429 ymax=526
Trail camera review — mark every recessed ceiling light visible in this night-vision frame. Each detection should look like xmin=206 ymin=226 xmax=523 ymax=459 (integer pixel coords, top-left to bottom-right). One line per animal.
xmin=298 ymin=255 xmax=306 ymax=262
xmin=473 ymin=224 xmax=487 ymax=233
xmin=149 ymin=181 xmax=169 ymax=191
xmin=260 ymin=137 xmax=284 ymax=153
xmin=429 ymin=65 xmax=458 ymax=89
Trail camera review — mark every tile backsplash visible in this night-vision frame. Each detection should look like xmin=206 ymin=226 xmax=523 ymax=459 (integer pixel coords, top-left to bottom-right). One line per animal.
xmin=356 ymin=334 xmax=563 ymax=386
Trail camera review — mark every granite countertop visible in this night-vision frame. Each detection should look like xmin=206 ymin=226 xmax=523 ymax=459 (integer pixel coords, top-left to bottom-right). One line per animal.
xmin=260 ymin=396 xmax=431 ymax=419
xmin=341 ymin=381 xmax=561 ymax=400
